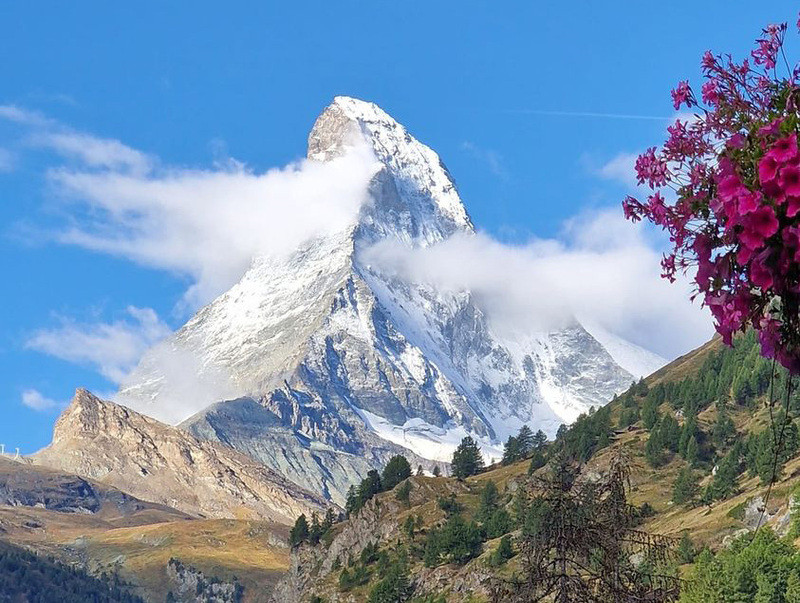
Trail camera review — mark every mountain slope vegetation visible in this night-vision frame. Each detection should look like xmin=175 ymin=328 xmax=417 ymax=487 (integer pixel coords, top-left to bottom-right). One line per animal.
xmin=273 ymin=332 xmax=800 ymax=602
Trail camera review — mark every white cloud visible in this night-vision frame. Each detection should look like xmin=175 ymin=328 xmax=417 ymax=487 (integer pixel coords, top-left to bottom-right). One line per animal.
xmin=361 ymin=209 xmax=712 ymax=359
xmin=597 ymin=152 xmax=639 ymax=190
xmin=0 ymin=105 xmax=51 ymax=127
xmin=51 ymin=143 xmax=379 ymax=307
xmin=21 ymin=389 xmax=62 ymax=412
xmin=1 ymin=105 xmax=380 ymax=309
xmin=25 ymin=306 xmax=172 ymax=384
xmin=461 ymin=141 xmax=507 ymax=179
xmin=32 ymin=132 xmax=153 ymax=173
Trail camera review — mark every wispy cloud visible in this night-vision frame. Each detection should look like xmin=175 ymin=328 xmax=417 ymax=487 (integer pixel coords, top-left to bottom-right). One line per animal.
xmin=461 ymin=141 xmax=508 ymax=179
xmin=32 ymin=132 xmax=153 ymax=173
xmin=362 ymin=209 xmax=712 ymax=359
xmin=2 ymin=105 xmax=380 ymax=309
xmin=25 ymin=306 xmax=172 ymax=384
xmin=596 ymin=152 xmax=640 ymax=190
xmin=21 ymin=389 xmax=63 ymax=412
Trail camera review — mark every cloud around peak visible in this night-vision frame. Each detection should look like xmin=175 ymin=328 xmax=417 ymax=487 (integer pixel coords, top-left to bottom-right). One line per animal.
xmin=362 ymin=209 xmax=712 ymax=359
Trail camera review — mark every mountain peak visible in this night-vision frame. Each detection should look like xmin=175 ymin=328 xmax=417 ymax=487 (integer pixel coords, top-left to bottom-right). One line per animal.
xmin=309 ymin=96 xmax=473 ymax=245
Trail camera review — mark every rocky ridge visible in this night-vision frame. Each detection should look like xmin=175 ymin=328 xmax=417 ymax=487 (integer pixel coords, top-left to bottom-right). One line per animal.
xmin=32 ymin=389 xmax=330 ymax=524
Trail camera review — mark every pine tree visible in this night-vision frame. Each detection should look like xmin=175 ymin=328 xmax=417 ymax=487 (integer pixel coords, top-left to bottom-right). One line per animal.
xmin=645 ymin=425 xmax=665 ymax=467
xmin=451 ymin=436 xmax=484 ymax=479
xmin=516 ymin=425 xmax=534 ymax=456
xmin=528 ymin=449 xmax=546 ymax=474
xmin=686 ymin=435 xmax=700 ymax=467
xmin=491 ymin=535 xmax=514 ymax=566
xmin=679 ymin=415 xmax=698 ymax=457
xmin=356 ymin=469 xmax=382 ymax=509
xmin=642 ymin=394 xmax=660 ymax=430
xmin=368 ymin=564 xmax=412 ymax=603
xmin=672 ymin=467 xmax=699 ymax=505
xmin=289 ymin=514 xmax=309 ymax=547
xmin=710 ymin=448 xmax=740 ymax=500
xmin=381 ymin=455 xmax=412 ymax=491
xmin=501 ymin=436 xmax=520 ymax=465
xmin=533 ymin=429 xmax=548 ymax=450
xmin=308 ymin=512 xmax=322 ymax=545
xmin=659 ymin=414 xmax=681 ymax=452
xmin=432 ymin=465 xmax=441 ymax=477
xmin=345 ymin=485 xmax=359 ymax=516
xmin=677 ymin=532 xmax=696 ymax=564
xmin=712 ymin=405 xmax=736 ymax=449
xmin=476 ymin=481 xmax=499 ymax=523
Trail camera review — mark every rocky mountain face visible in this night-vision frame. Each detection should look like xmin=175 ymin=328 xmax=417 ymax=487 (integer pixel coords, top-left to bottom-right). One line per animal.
xmin=116 ymin=96 xmax=665 ymax=505
xmin=32 ymin=389 xmax=329 ymax=524
xmin=0 ymin=456 xmax=189 ymax=520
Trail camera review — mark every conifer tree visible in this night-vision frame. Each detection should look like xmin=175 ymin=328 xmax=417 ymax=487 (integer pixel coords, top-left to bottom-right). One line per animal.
xmin=516 ymin=425 xmax=534 ymax=456
xmin=451 ymin=436 xmax=484 ymax=479
xmin=501 ymin=436 xmax=520 ymax=465
xmin=686 ymin=435 xmax=700 ymax=467
xmin=672 ymin=467 xmax=699 ymax=505
xmin=381 ymin=455 xmax=412 ymax=491
xmin=289 ymin=514 xmax=309 ymax=547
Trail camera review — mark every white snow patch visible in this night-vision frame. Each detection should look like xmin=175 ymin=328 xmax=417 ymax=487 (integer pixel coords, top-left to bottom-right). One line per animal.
xmin=354 ymin=406 xmax=504 ymax=464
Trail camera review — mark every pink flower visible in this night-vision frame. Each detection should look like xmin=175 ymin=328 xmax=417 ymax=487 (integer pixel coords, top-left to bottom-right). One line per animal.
xmin=622 ymin=196 xmax=642 ymax=222
xmin=759 ymin=154 xmax=780 ymax=185
xmin=769 ymin=134 xmax=798 ymax=163
xmin=750 ymin=251 xmax=774 ymax=290
xmin=738 ymin=190 xmax=762 ymax=214
xmin=786 ymin=196 xmax=800 ymax=218
xmin=740 ymin=206 xmax=779 ymax=249
xmin=728 ymin=133 xmax=746 ymax=149
xmin=779 ymin=162 xmax=800 ymax=197
xmin=782 ymin=225 xmax=800 ymax=250
xmin=701 ymin=50 xmax=716 ymax=71
xmin=702 ymin=79 xmax=720 ymax=105
xmin=758 ymin=118 xmax=783 ymax=140
xmin=647 ymin=192 xmax=668 ymax=225
xmin=635 ymin=148 xmax=669 ymax=188
xmin=717 ymin=174 xmax=745 ymax=202
xmin=671 ymin=81 xmax=694 ymax=110
xmin=758 ymin=316 xmax=782 ymax=359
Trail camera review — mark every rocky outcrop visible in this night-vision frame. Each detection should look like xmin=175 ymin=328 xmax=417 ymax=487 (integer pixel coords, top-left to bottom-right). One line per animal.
xmin=32 ymin=389 xmax=331 ymax=524
xmin=166 ymin=558 xmax=244 ymax=603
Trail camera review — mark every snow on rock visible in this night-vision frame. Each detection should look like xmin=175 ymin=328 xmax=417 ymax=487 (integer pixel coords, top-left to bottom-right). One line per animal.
xmin=117 ymin=96 xmax=664 ymax=502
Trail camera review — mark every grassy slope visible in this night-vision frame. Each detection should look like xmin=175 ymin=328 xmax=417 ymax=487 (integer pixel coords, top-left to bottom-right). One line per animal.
xmin=0 ymin=459 xmax=291 ymax=602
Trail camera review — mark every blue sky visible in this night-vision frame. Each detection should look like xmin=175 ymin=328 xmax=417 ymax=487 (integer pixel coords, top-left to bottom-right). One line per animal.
xmin=1 ymin=1 xmax=796 ymax=452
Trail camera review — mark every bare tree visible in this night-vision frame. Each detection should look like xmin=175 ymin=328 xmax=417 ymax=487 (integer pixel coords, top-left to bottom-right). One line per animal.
xmin=493 ymin=451 xmax=680 ymax=602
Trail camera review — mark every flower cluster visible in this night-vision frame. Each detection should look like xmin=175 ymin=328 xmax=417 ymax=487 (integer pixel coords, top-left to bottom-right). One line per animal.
xmin=623 ymin=17 xmax=800 ymax=373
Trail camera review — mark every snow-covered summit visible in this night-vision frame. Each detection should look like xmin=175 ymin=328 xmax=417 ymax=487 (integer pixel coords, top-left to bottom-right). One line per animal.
xmin=311 ymin=96 xmax=473 ymax=246
xmin=117 ymin=97 xmax=665 ymax=504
